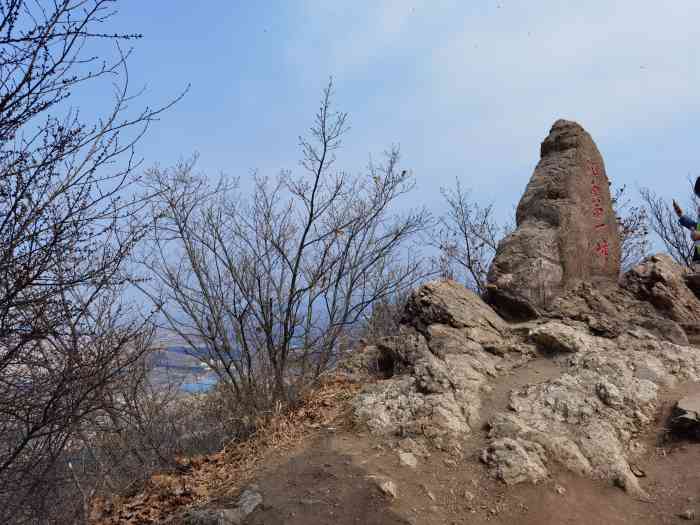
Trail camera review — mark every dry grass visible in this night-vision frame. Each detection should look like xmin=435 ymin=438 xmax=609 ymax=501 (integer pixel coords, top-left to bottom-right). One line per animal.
xmin=90 ymin=376 xmax=360 ymax=524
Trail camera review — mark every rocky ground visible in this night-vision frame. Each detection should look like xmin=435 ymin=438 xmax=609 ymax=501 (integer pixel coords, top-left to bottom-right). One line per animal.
xmin=240 ymin=383 xmax=700 ymax=525
xmin=91 ymin=120 xmax=700 ymax=524
xmin=240 ymin=254 xmax=700 ymax=524
xmin=94 ymin=254 xmax=700 ymax=524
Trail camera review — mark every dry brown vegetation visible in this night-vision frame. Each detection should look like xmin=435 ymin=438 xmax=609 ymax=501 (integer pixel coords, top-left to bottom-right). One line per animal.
xmin=90 ymin=376 xmax=360 ymax=524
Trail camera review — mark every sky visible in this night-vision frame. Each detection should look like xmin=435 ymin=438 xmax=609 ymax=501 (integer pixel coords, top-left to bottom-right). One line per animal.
xmin=79 ymin=1 xmax=700 ymax=232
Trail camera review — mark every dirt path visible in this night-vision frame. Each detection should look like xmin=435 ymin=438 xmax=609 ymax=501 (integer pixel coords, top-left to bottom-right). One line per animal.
xmin=241 ymin=357 xmax=700 ymax=525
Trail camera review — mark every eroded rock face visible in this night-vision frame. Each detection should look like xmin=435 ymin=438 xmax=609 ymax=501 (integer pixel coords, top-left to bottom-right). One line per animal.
xmin=486 ymin=120 xmax=620 ymax=320
xmin=352 ymin=256 xmax=700 ymax=499
xmin=621 ymin=254 xmax=700 ymax=336
xmin=481 ymin=258 xmax=700 ymax=497
xmin=484 ymin=322 xmax=700 ymax=498
xmin=402 ymin=280 xmax=508 ymax=342
xmin=538 ymin=254 xmax=700 ymax=345
xmin=353 ymin=280 xmax=523 ymax=450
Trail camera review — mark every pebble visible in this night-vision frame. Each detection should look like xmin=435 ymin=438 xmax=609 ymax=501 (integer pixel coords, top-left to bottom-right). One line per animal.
xmin=680 ymin=509 xmax=696 ymax=520
xmin=398 ymin=451 xmax=418 ymax=468
xmin=378 ymin=479 xmax=397 ymax=499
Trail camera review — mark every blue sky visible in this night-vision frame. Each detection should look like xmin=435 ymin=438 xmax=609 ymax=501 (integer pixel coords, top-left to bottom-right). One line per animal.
xmin=81 ymin=1 xmax=700 ymax=226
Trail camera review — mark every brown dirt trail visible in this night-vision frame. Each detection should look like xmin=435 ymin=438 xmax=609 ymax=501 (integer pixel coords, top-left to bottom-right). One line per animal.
xmin=242 ymin=358 xmax=700 ymax=525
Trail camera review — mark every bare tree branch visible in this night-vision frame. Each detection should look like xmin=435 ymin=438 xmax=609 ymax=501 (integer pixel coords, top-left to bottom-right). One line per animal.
xmin=640 ymin=186 xmax=693 ymax=266
xmin=140 ymin=79 xmax=432 ymax=416
xmin=433 ymin=179 xmax=507 ymax=294
xmin=0 ymin=2 xmax=182 ymax=522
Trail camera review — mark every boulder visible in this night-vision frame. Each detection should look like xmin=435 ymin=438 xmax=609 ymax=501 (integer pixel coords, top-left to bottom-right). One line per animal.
xmin=529 ymin=321 xmax=594 ymax=354
xmin=353 ymin=280 xmax=515 ymax=449
xmin=548 ymin=273 xmax=689 ymax=345
xmin=486 ymin=120 xmax=620 ymax=320
xmin=621 ymin=254 xmax=700 ymax=333
xmin=670 ymin=392 xmax=700 ymax=439
xmin=402 ymin=279 xmax=507 ymax=344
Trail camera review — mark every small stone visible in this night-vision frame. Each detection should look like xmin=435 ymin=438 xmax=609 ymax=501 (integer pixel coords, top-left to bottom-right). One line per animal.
xmin=427 ymin=491 xmax=436 ymax=501
xmin=237 ymin=488 xmax=263 ymax=517
xmin=555 ymin=484 xmax=566 ymax=495
xmin=398 ymin=451 xmax=418 ymax=468
xmin=377 ymin=479 xmax=397 ymax=499
xmin=596 ymin=380 xmax=623 ymax=407
xmin=680 ymin=509 xmax=695 ymax=520
xmin=463 ymin=490 xmax=474 ymax=502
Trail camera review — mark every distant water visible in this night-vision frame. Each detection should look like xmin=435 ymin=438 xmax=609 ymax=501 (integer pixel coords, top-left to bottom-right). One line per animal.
xmin=151 ymin=346 xmax=219 ymax=393
xmin=181 ymin=375 xmax=218 ymax=393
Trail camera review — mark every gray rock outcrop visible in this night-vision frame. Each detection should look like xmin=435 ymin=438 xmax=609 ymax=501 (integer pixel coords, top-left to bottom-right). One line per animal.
xmin=352 ymin=280 xmax=524 ymax=450
xmin=486 ymin=120 xmax=620 ymax=320
xmin=352 ymin=255 xmax=700 ymax=499
xmin=621 ymin=253 xmax=700 ymax=337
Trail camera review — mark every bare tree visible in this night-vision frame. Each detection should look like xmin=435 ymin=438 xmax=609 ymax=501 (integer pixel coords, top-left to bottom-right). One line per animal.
xmin=612 ymin=185 xmax=650 ymax=270
xmin=639 ymin=186 xmax=694 ymax=266
xmin=433 ymin=179 xmax=507 ymax=294
xmin=0 ymin=1 xmax=182 ymax=522
xmin=140 ymin=80 xmax=431 ymax=416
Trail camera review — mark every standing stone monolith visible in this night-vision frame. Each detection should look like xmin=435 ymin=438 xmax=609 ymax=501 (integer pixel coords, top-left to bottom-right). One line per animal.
xmin=485 ymin=119 xmax=620 ymax=320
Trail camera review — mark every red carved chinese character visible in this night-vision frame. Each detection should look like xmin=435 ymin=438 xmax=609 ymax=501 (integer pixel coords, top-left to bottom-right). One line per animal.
xmin=591 ymin=184 xmax=601 ymax=196
xmin=592 ymin=207 xmax=604 ymax=218
xmin=590 ymin=165 xmax=601 ymax=178
xmin=595 ymin=240 xmax=609 ymax=258
xmin=595 ymin=223 xmax=607 ymax=230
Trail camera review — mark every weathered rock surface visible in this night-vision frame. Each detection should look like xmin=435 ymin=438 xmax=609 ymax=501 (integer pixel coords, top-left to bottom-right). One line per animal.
xmin=352 ymin=255 xmax=700 ymax=499
xmin=484 ymin=325 xmax=700 ymax=498
xmin=549 ymin=278 xmax=690 ymax=345
xmin=484 ymin=258 xmax=700 ymax=498
xmin=353 ymin=280 xmax=522 ymax=449
xmin=486 ymin=120 xmax=620 ymax=320
xmin=481 ymin=437 xmax=548 ymax=485
xmin=402 ymin=280 xmax=508 ymax=341
xmin=622 ymin=253 xmax=700 ymax=337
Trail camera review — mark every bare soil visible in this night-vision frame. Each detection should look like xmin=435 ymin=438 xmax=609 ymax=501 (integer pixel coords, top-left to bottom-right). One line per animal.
xmin=242 ymin=356 xmax=700 ymax=525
